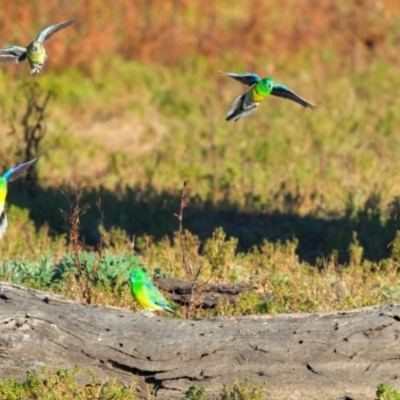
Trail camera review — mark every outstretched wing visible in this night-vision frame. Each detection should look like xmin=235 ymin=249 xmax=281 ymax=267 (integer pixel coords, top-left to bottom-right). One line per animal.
xmin=37 ymin=20 xmax=74 ymax=44
xmin=4 ymin=158 xmax=37 ymax=182
xmin=271 ymin=84 xmax=316 ymax=109
xmin=218 ymin=71 xmax=261 ymax=87
xmin=0 ymin=46 xmax=27 ymax=63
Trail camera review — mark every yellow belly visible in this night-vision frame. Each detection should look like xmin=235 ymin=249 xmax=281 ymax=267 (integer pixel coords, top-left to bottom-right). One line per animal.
xmin=28 ymin=47 xmax=46 ymax=65
xmin=136 ymin=295 xmax=163 ymax=311
xmin=0 ymin=185 xmax=7 ymax=203
xmin=252 ymin=89 xmax=266 ymax=102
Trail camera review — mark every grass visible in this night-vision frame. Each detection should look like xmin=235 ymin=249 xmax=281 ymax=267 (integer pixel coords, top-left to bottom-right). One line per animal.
xmin=0 ymin=366 xmax=138 ymax=400
xmin=0 ymin=368 xmax=268 ymax=400
xmin=1 ymin=53 xmax=400 ymax=316
xmin=376 ymin=383 xmax=400 ymax=400
xmin=4 ymin=57 xmax=400 ymax=263
xmin=1 ymin=367 xmax=398 ymax=400
xmin=0 ymin=1 xmax=400 ymax=397
xmin=1 ymin=227 xmax=400 ymax=316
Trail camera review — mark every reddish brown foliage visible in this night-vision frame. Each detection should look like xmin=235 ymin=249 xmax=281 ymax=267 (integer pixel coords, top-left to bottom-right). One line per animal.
xmin=0 ymin=0 xmax=398 ymax=73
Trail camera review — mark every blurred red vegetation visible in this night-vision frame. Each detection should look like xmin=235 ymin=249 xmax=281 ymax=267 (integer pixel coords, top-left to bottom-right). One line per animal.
xmin=0 ymin=0 xmax=398 ymax=73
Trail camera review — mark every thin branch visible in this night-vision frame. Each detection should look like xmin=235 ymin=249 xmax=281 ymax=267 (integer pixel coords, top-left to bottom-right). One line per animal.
xmin=59 ymin=189 xmax=91 ymax=303
xmin=131 ymin=234 xmax=136 ymax=255
xmin=174 ymin=179 xmax=204 ymax=319
xmin=174 ymin=179 xmax=192 ymax=278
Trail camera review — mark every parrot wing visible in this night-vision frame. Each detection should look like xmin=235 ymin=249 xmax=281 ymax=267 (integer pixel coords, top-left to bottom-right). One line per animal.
xmin=5 ymin=158 xmax=37 ymax=182
xmin=218 ymin=71 xmax=261 ymax=87
xmin=271 ymin=84 xmax=316 ymax=109
xmin=37 ymin=20 xmax=74 ymax=44
xmin=0 ymin=46 xmax=27 ymax=63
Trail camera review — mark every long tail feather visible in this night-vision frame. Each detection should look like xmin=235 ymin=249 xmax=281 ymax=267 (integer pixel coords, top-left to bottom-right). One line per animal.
xmin=164 ymin=305 xmax=185 ymax=319
xmin=0 ymin=211 xmax=8 ymax=239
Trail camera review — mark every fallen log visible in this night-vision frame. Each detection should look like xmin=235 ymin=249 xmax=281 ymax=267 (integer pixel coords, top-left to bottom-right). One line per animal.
xmin=0 ymin=282 xmax=399 ymax=399
xmin=155 ymin=277 xmax=263 ymax=308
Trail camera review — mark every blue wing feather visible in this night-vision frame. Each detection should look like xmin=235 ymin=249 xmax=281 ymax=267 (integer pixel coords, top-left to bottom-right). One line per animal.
xmin=144 ymin=281 xmax=171 ymax=308
xmin=3 ymin=158 xmax=37 ymax=182
xmin=218 ymin=71 xmax=261 ymax=87
xmin=144 ymin=281 xmax=183 ymax=316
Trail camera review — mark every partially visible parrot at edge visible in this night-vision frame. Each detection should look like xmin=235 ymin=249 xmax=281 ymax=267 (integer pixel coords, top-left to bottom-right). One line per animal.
xmin=219 ymin=71 xmax=316 ymax=122
xmin=130 ymin=269 xmax=185 ymax=319
xmin=0 ymin=20 xmax=74 ymax=74
xmin=0 ymin=158 xmax=37 ymax=239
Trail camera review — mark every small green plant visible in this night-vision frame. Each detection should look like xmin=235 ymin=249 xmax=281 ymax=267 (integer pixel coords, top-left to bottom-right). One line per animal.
xmin=217 ymin=378 xmax=265 ymax=400
xmin=0 ymin=250 xmax=143 ymax=287
xmin=56 ymin=250 xmax=144 ymax=286
xmin=59 ymin=192 xmax=133 ymax=304
xmin=203 ymin=227 xmax=238 ymax=280
xmin=0 ymin=365 xmax=137 ymax=400
xmin=212 ymin=291 xmax=276 ymax=317
xmin=185 ymin=384 xmax=207 ymax=400
xmin=376 ymin=383 xmax=400 ymax=400
xmin=348 ymin=231 xmax=363 ymax=267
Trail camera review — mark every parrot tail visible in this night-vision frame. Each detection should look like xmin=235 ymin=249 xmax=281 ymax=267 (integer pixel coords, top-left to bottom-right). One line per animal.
xmin=0 ymin=211 xmax=8 ymax=239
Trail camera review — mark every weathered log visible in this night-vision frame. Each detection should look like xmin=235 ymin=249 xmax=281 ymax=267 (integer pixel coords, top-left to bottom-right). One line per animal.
xmin=155 ymin=277 xmax=263 ymax=308
xmin=0 ymin=282 xmax=399 ymax=399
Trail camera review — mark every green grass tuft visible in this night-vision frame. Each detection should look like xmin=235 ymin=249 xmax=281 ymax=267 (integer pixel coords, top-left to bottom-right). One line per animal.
xmin=376 ymin=383 xmax=400 ymax=400
xmin=0 ymin=366 xmax=137 ymax=400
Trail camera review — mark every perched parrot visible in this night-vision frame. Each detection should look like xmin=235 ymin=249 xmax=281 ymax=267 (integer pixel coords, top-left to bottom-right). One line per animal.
xmin=130 ymin=269 xmax=184 ymax=318
xmin=0 ymin=158 xmax=37 ymax=239
xmin=0 ymin=20 xmax=74 ymax=74
xmin=219 ymin=71 xmax=316 ymax=122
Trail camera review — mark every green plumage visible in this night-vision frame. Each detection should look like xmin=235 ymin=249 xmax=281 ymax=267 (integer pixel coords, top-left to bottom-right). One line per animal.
xmin=219 ymin=71 xmax=316 ymax=122
xmin=130 ymin=270 xmax=184 ymax=318
xmin=0 ymin=158 xmax=37 ymax=239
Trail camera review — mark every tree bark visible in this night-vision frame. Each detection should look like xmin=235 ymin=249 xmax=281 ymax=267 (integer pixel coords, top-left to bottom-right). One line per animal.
xmin=0 ymin=282 xmax=399 ymax=399
xmin=155 ymin=277 xmax=262 ymax=308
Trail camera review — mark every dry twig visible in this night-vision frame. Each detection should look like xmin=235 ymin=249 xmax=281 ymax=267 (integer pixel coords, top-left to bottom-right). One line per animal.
xmin=174 ymin=180 xmax=202 ymax=319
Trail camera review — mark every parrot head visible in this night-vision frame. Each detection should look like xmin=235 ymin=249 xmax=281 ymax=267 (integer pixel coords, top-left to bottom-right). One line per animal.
xmin=260 ymin=77 xmax=274 ymax=91
xmin=31 ymin=41 xmax=40 ymax=53
xmin=130 ymin=269 xmax=147 ymax=284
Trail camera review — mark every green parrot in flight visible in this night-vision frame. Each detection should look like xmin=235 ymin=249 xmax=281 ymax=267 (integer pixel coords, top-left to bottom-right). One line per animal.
xmin=0 ymin=158 xmax=37 ymax=239
xmin=0 ymin=20 xmax=74 ymax=74
xmin=219 ymin=71 xmax=316 ymax=122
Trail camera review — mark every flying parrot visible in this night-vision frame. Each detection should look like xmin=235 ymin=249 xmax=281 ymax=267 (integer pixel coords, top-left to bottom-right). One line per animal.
xmin=130 ymin=269 xmax=184 ymax=318
xmin=0 ymin=20 xmax=74 ymax=74
xmin=219 ymin=71 xmax=316 ymax=122
xmin=0 ymin=158 xmax=37 ymax=239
